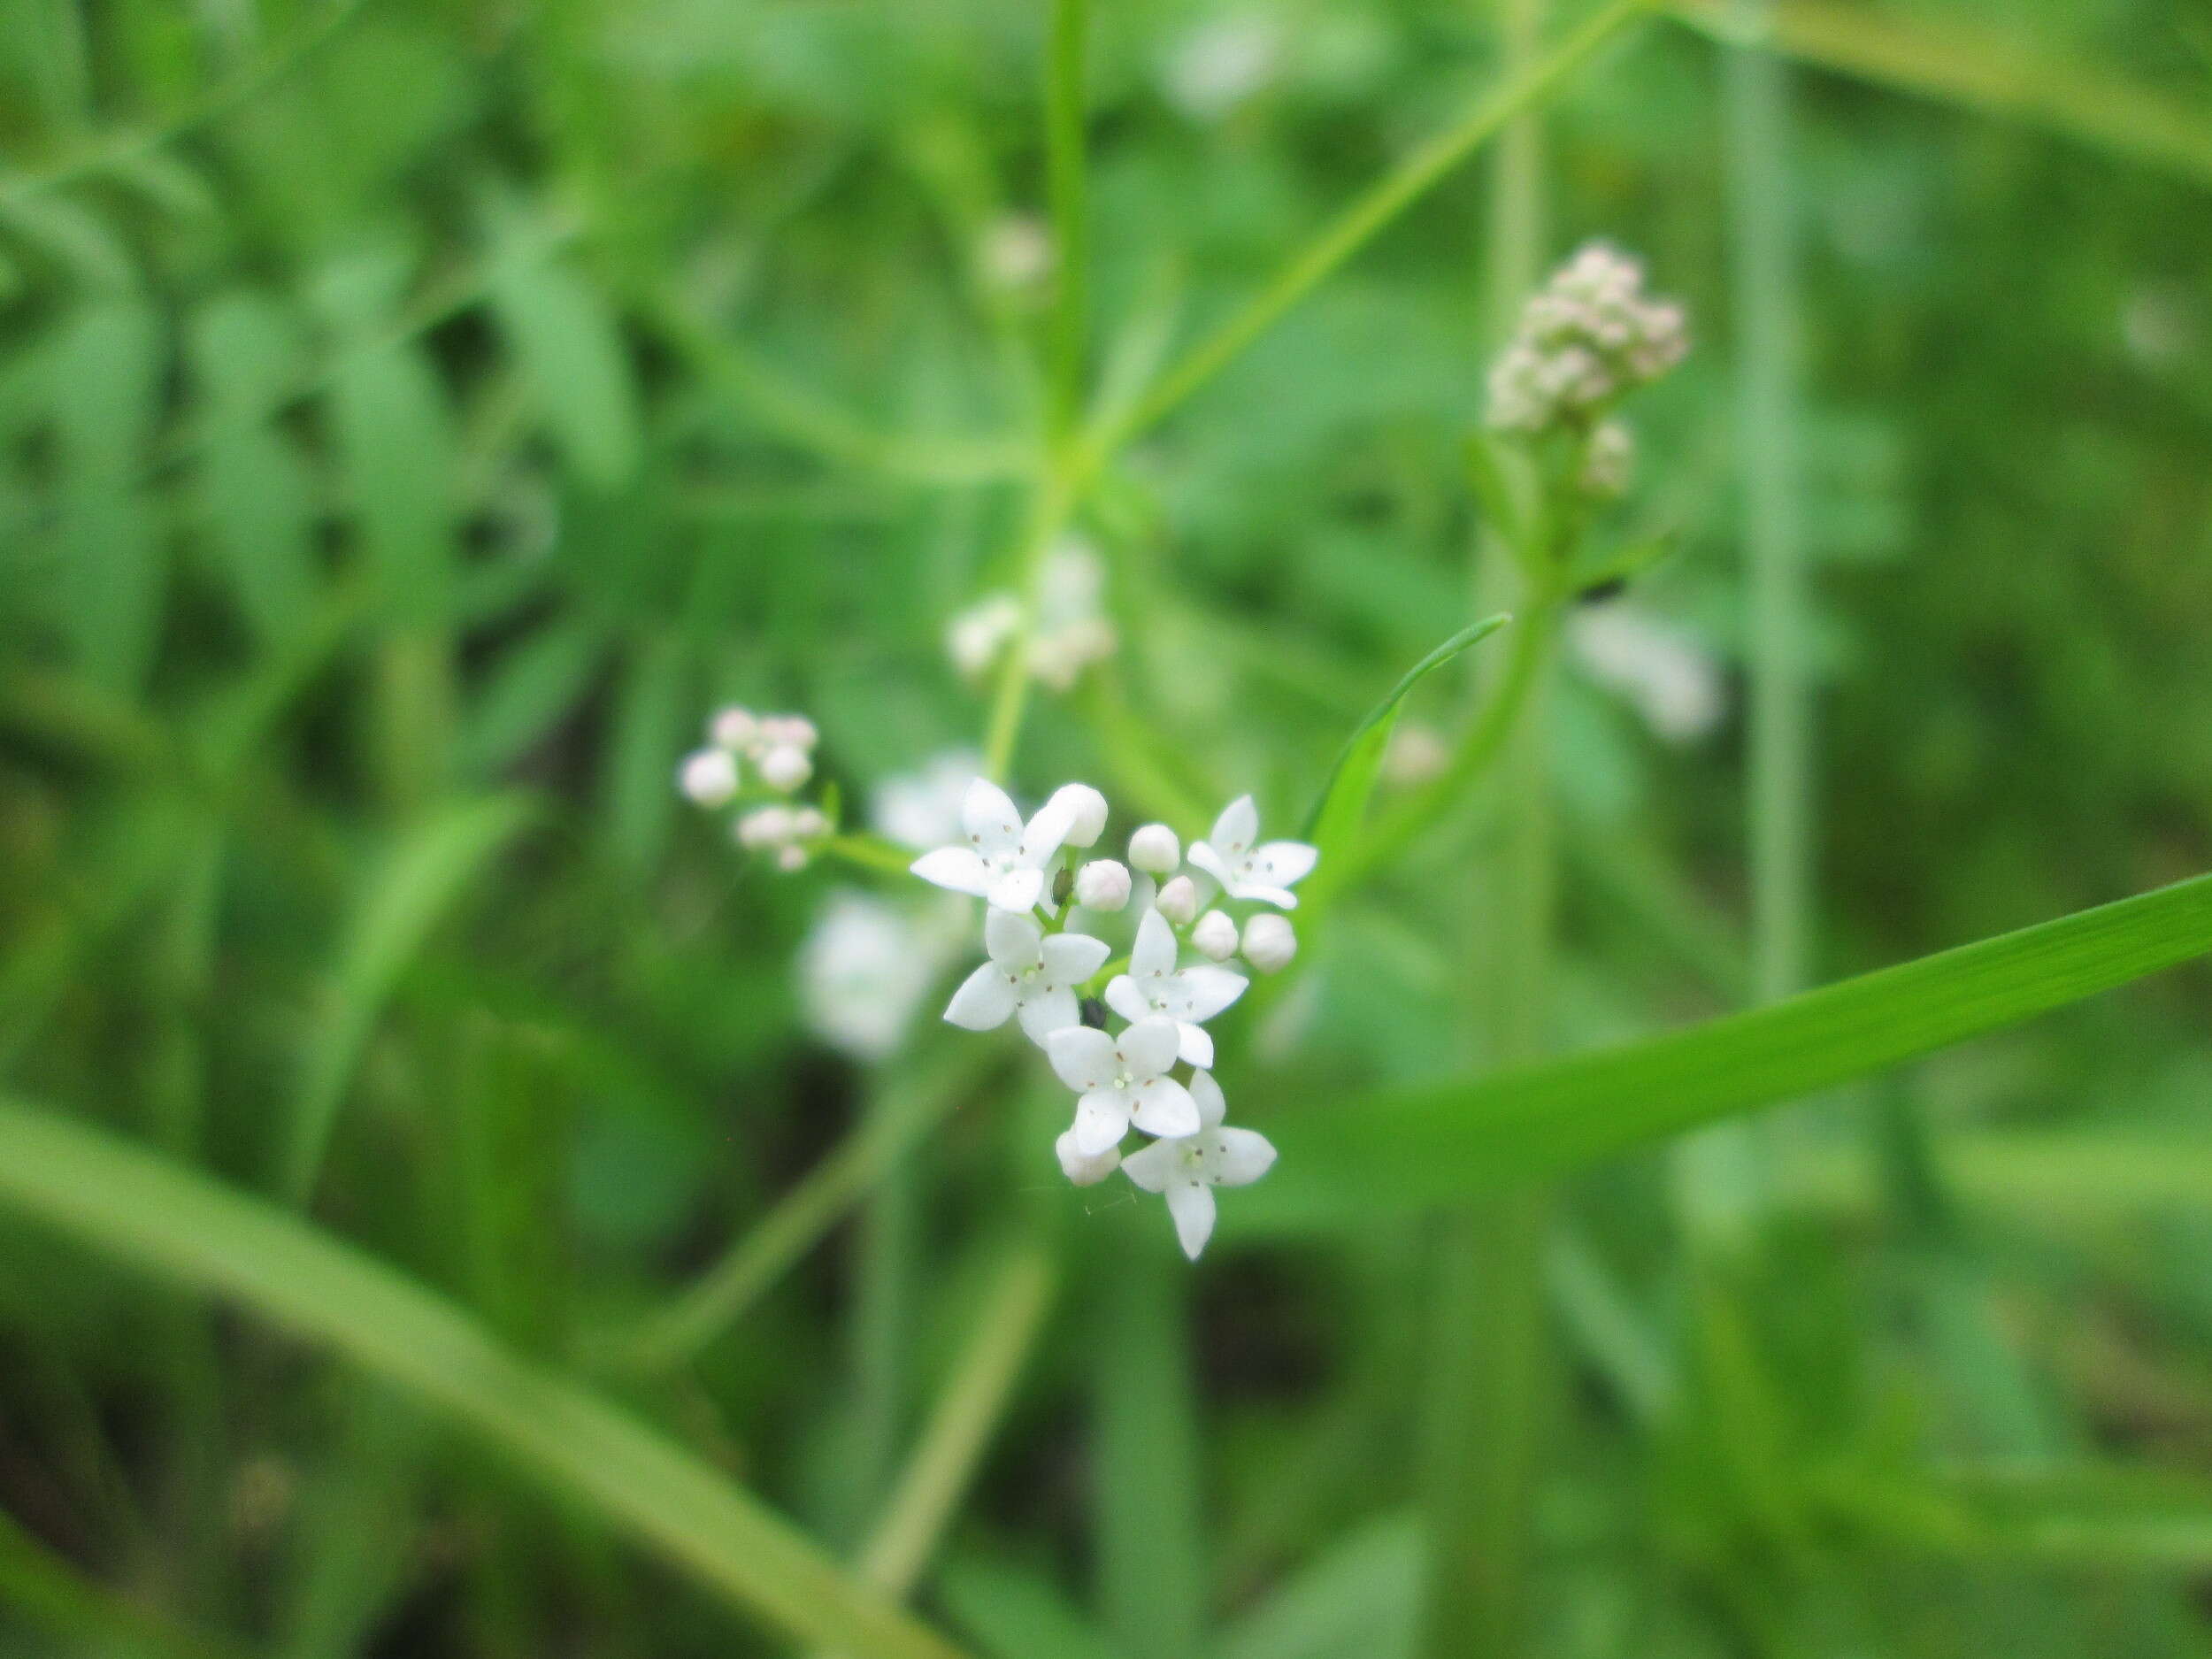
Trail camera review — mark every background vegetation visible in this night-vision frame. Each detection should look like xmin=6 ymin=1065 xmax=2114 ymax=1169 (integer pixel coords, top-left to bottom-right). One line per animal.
xmin=4 ymin=0 xmax=2212 ymax=1655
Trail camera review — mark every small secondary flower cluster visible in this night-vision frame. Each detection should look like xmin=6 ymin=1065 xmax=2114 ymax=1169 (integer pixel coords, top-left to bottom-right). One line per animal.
xmin=947 ymin=541 xmax=1118 ymax=694
xmin=914 ymin=780 xmax=1310 ymax=1259
xmin=679 ymin=706 xmax=831 ymax=871
xmin=1485 ymin=242 xmax=1688 ymax=495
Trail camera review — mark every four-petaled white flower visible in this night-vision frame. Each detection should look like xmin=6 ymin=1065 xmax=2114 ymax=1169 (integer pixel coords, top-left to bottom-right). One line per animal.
xmin=1048 ymin=1015 xmax=1201 ymax=1155
xmin=1121 ymin=1070 xmax=1277 ymax=1260
xmin=945 ymin=909 xmax=1110 ymax=1045
xmin=910 ymin=780 xmax=1077 ymax=913
xmin=1187 ymin=796 xmax=1317 ymax=909
xmin=1105 ymin=909 xmax=1247 ymax=1069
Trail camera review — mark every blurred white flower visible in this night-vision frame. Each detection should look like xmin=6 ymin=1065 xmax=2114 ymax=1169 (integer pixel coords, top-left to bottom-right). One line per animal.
xmin=946 ymin=542 xmax=1118 ymax=693
xmin=1048 ymin=1014 xmax=1201 ymax=1155
xmin=1105 ymin=909 xmax=1248 ymax=1069
xmin=1120 ymin=1070 xmax=1277 ymax=1259
xmin=1382 ymin=720 xmax=1449 ymax=787
xmin=1162 ymin=15 xmax=1282 ymax=121
xmin=679 ymin=748 xmax=739 ymax=807
xmin=872 ymin=749 xmax=983 ymax=850
xmin=1188 ymin=795 xmax=1317 ymax=910
xmin=1240 ymin=911 xmax=1297 ymax=973
xmin=979 ymin=213 xmax=1055 ymax=292
xmin=1569 ymin=605 xmax=1726 ymax=743
xmin=1581 ymin=419 xmax=1635 ymax=499
xmin=1486 ymin=243 xmax=1687 ymax=434
xmin=944 ymin=908 xmax=1111 ymax=1046
xmin=799 ymin=891 xmax=946 ymax=1062
xmin=910 ymin=778 xmax=1078 ymax=912
xmin=1128 ymin=823 xmax=1180 ymax=875
xmin=1192 ymin=910 xmax=1239 ymax=962
xmin=758 ymin=743 xmax=811 ymax=792
xmin=948 ymin=595 xmax=1021 ymax=680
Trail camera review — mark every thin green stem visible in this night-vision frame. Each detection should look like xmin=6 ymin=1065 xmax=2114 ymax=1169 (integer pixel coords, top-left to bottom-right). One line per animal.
xmin=979 ymin=474 xmax=1079 ymax=783
xmin=1045 ymin=0 xmax=1092 ymax=445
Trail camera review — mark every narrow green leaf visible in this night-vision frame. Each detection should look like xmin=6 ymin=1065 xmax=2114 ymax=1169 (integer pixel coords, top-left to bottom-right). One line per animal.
xmin=1217 ymin=1514 xmax=1420 ymax=1659
xmin=0 ymin=1101 xmax=971 ymax=1659
xmin=1300 ymin=615 xmax=1510 ymax=856
xmin=282 ymin=795 xmax=536 ymax=1204
xmin=1256 ymin=871 xmax=2212 ymax=1220
xmin=458 ymin=618 xmax=609 ymax=777
xmin=488 ymin=243 xmax=642 ymax=490
xmin=938 ymin=1557 xmax=1125 ymax=1659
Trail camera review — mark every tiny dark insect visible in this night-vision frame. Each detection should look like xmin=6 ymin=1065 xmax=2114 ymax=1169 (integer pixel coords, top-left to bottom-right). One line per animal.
xmin=1079 ymin=996 xmax=1109 ymax=1030
xmin=1053 ymin=865 xmax=1076 ymax=907
xmin=1577 ymin=576 xmax=1627 ymax=605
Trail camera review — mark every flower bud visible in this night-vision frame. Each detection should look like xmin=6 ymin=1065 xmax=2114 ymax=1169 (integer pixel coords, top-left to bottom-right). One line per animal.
xmin=758 ymin=744 xmax=812 ymax=792
xmin=776 ymin=843 xmax=810 ymax=872
xmin=758 ymin=714 xmax=818 ymax=751
xmin=678 ymin=748 xmax=739 ymax=807
xmin=1156 ymin=875 xmax=1199 ymax=926
xmin=1075 ymin=859 xmax=1132 ymax=912
xmin=789 ymin=806 xmax=830 ymax=841
xmin=1241 ymin=912 xmax=1296 ymax=972
xmin=710 ymin=706 xmax=758 ymax=750
xmin=736 ymin=806 xmax=795 ymax=849
xmin=1128 ymin=823 xmax=1180 ymax=875
xmin=1192 ymin=910 xmax=1239 ymax=961
xmin=1050 ymin=782 xmax=1110 ymax=848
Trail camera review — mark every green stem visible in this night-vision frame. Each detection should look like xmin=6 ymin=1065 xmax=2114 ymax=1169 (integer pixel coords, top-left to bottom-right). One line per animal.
xmin=979 ymin=473 xmax=1079 ymax=784
xmin=1044 ymin=0 xmax=1092 ymax=445
xmin=1418 ymin=6 xmax=1555 ymax=1650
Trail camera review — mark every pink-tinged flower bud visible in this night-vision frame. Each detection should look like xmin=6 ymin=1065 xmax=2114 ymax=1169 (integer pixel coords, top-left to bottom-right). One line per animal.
xmin=1075 ymin=859 xmax=1133 ymax=912
xmin=1192 ymin=910 xmax=1239 ymax=961
xmin=678 ymin=748 xmax=739 ymax=807
xmin=758 ymin=744 xmax=812 ymax=792
xmin=1156 ymin=875 xmax=1199 ymax=926
xmin=710 ymin=706 xmax=758 ymax=750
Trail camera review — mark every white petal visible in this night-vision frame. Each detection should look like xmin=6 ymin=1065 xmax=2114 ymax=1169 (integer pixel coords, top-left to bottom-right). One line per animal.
xmin=1055 ymin=1126 xmax=1120 ymax=1187
xmin=1018 ymin=794 xmax=1078 ymax=867
xmin=1255 ymin=841 xmax=1318 ymax=887
xmin=1210 ymin=1126 xmax=1278 ymax=1187
xmin=910 ymin=846 xmax=992 ymax=897
xmin=1174 ymin=1020 xmax=1214 ymax=1070
xmin=1128 ymin=906 xmax=1178 ymax=979
xmin=1046 ymin=1025 xmax=1118 ymax=1093
xmin=986 ymin=866 xmax=1045 ymax=913
xmin=962 ymin=778 xmax=1025 ymax=856
xmin=1119 ymin=1136 xmax=1181 ymax=1194
xmin=1185 ymin=841 xmax=1235 ymax=892
xmin=1210 ymin=795 xmax=1259 ymax=855
xmin=1165 ymin=1180 xmax=1217 ymax=1260
xmin=1129 ymin=1075 xmax=1200 ymax=1140
xmin=1116 ymin=1014 xmax=1181 ymax=1080
xmin=943 ymin=963 xmax=1018 ymax=1030
xmin=1176 ymin=964 xmax=1248 ymax=1023
xmin=983 ymin=906 xmax=1044 ymax=970
xmin=1235 ymin=882 xmax=1300 ymax=911
xmin=1102 ymin=975 xmax=1153 ymax=1027
xmin=1016 ymin=986 xmax=1081 ymax=1044
xmin=1039 ymin=930 xmax=1111 ymax=987
xmin=1073 ymin=1087 xmax=1133 ymax=1156
xmin=1188 ymin=1068 xmax=1226 ymax=1131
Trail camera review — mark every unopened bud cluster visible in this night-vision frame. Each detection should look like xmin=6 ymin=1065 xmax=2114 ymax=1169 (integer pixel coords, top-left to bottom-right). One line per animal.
xmin=1486 ymin=242 xmax=1687 ymax=444
xmin=947 ymin=540 xmax=1118 ymax=694
xmin=678 ymin=705 xmax=833 ymax=872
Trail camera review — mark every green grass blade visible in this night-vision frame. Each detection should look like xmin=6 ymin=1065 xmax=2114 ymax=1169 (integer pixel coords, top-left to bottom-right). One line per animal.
xmin=281 ymin=795 xmax=536 ymax=1205
xmin=1299 ymin=614 xmax=1510 ymax=854
xmin=1256 ymin=871 xmax=2212 ymax=1217
xmin=938 ymin=1556 xmax=1125 ymax=1659
xmin=488 ymin=237 xmax=643 ymax=491
xmin=0 ymin=1100 xmax=972 ymax=1659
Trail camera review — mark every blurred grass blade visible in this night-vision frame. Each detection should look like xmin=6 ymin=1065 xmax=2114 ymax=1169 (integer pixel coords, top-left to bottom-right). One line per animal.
xmin=0 ymin=1503 xmax=248 ymax=1659
xmin=51 ymin=299 xmax=166 ymax=690
xmin=938 ymin=1556 xmax=1125 ymax=1659
xmin=488 ymin=238 xmax=643 ymax=490
xmin=1218 ymin=1514 xmax=1420 ymax=1659
xmin=1819 ymin=1463 xmax=2212 ymax=1569
xmin=1094 ymin=1256 xmax=1204 ymax=1659
xmin=0 ymin=1101 xmax=971 ymax=1659
xmin=459 ymin=618 xmax=610 ymax=777
xmin=1258 ymin=871 xmax=2212 ymax=1217
xmin=1300 ymin=614 xmax=1510 ymax=855
xmin=282 ymin=795 xmax=535 ymax=1204
xmin=1665 ymin=0 xmax=2212 ymax=190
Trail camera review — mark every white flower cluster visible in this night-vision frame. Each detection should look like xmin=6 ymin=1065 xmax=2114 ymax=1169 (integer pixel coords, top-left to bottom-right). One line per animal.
xmin=678 ymin=705 xmax=831 ymax=871
xmin=947 ymin=541 xmax=1118 ymax=694
xmin=1486 ymin=242 xmax=1688 ymax=440
xmin=914 ymin=781 xmax=1312 ymax=1258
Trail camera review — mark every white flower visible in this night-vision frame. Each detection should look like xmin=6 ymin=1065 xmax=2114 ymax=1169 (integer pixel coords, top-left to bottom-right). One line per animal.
xmin=757 ymin=715 xmax=818 ymax=750
xmin=1192 ymin=910 xmax=1239 ymax=962
xmin=1075 ymin=859 xmax=1132 ymax=912
xmin=799 ymin=892 xmax=944 ymax=1062
xmin=710 ymin=706 xmax=758 ymax=750
xmin=1105 ymin=909 xmax=1247 ymax=1069
xmin=737 ymin=805 xmax=796 ymax=849
xmin=1055 ymin=1125 xmax=1121 ymax=1186
xmin=776 ymin=843 xmax=810 ymax=872
xmin=1187 ymin=796 xmax=1317 ymax=910
xmin=1156 ymin=874 xmax=1199 ymax=926
xmin=1240 ymin=911 xmax=1297 ymax=973
xmin=872 ymin=750 xmax=982 ymax=851
xmin=980 ymin=214 xmax=1055 ymax=292
xmin=1048 ymin=783 xmax=1110 ymax=848
xmin=1568 ymin=606 xmax=1725 ymax=744
xmin=945 ymin=909 xmax=1111 ymax=1045
xmin=1128 ymin=823 xmax=1180 ymax=875
xmin=1121 ymin=1070 xmax=1277 ymax=1260
xmin=679 ymin=748 xmax=739 ymax=806
xmin=759 ymin=743 xmax=812 ymax=792
xmin=1162 ymin=15 xmax=1281 ymax=122
xmin=1048 ymin=1014 xmax=1201 ymax=1155
xmin=910 ymin=779 xmax=1078 ymax=912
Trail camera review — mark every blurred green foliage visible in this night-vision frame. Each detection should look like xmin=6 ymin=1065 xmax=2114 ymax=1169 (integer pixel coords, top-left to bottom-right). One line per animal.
xmin=3 ymin=0 xmax=2212 ymax=1655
